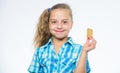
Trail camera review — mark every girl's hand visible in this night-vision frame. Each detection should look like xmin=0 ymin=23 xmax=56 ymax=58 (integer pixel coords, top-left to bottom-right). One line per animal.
xmin=82 ymin=37 xmax=97 ymax=53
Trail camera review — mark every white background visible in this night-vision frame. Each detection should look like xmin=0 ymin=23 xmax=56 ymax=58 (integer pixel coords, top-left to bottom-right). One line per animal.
xmin=0 ymin=0 xmax=120 ymax=73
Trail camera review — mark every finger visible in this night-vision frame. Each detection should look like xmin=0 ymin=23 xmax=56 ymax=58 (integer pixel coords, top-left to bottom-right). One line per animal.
xmin=92 ymin=38 xmax=97 ymax=46
xmin=89 ymin=37 xmax=97 ymax=43
xmin=85 ymin=38 xmax=90 ymax=44
xmin=88 ymin=43 xmax=96 ymax=50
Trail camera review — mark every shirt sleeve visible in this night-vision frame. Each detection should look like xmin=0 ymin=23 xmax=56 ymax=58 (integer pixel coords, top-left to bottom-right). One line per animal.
xmin=28 ymin=49 xmax=40 ymax=73
xmin=86 ymin=56 xmax=91 ymax=73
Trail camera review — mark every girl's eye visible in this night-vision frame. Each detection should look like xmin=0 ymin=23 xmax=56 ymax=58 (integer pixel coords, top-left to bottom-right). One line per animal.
xmin=51 ymin=21 xmax=56 ymax=24
xmin=63 ymin=21 xmax=68 ymax=24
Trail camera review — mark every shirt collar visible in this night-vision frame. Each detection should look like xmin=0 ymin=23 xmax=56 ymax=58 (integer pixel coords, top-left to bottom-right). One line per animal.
xmin=43 ymin=37 xmax=52 ymax=47
xmin=66 ymin=37 xmax=75 ymax=47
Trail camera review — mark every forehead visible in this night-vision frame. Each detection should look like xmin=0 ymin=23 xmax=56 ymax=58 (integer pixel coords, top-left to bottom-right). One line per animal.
xmin=50 ymin=9 xmax=71 ymax=20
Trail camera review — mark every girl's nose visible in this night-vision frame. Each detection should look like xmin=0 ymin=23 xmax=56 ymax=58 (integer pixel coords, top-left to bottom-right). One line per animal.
xmin=57 ymin=23 xmax=62 ymax=29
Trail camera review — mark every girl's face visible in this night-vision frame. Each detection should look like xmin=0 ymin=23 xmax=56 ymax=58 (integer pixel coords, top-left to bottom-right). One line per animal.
xmin=49 ymin=9 xmax=73 ymax=40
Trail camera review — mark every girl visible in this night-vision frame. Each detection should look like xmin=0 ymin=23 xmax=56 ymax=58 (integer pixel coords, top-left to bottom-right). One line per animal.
xmin=28 ymin=3 xmax=96 ymax=73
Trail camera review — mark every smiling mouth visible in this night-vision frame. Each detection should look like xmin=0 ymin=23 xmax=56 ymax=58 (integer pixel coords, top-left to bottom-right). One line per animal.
xmin=55 ymin=30 xmax=64 ymax=32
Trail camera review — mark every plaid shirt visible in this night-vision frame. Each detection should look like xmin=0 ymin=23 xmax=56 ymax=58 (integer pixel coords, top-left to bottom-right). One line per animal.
xmin=28 ymin=37 xmax=91 ymax=73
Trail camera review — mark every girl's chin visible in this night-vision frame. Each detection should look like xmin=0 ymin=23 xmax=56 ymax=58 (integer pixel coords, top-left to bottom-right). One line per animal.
xmin=52 ymin=36 xmax=68 ymax=40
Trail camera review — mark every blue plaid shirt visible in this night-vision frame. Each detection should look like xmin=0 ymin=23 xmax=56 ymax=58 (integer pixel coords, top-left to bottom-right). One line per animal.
xmin=28 ymin=37 xmax=91 ymax=73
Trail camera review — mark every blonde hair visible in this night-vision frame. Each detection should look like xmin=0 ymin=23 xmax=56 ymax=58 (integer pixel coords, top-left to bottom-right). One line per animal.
xmin=34 ymin=3 xmax=73 ymax=48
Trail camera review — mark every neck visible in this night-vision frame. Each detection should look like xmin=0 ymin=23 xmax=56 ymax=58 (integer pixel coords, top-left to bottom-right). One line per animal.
xmin=52 ymin=37 xmax=68 ymax=46
xmin=52 ymin=37 xmax=68 ymax=54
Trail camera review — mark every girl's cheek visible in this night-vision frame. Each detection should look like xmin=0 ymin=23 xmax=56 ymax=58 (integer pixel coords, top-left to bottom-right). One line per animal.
xmin=64 ymin=25 xmax=71 ymax=29
xmin=50 ymin=25 xmax=56 ymax=30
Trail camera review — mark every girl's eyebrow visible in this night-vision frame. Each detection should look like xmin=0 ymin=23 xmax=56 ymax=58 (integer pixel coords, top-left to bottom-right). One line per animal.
xmin=62 ymin=19 xmax=71 ymax=21
xmin=49 ymin=19 xmax=57 ymax=21
xmin=50 ymin=19 xmax=69 ymax=21
xmin=63 ymin=19 xmax=69 ymax=21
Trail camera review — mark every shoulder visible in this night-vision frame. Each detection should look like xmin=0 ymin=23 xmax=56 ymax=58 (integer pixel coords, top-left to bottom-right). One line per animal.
xmin=34 ymin=44 xmax=49 ymax=57
xmin=73 ymin=43 xmax=83 ymax=52
xmin=34 ymin=38 xmax=52 ymax=58
xmin=35 ymin=44 xmax=48 ymax=53
xmin=68 ymin=37 xmax=83 ymax=50
xmin=74 ymin=43 xmax=83 ymax=48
